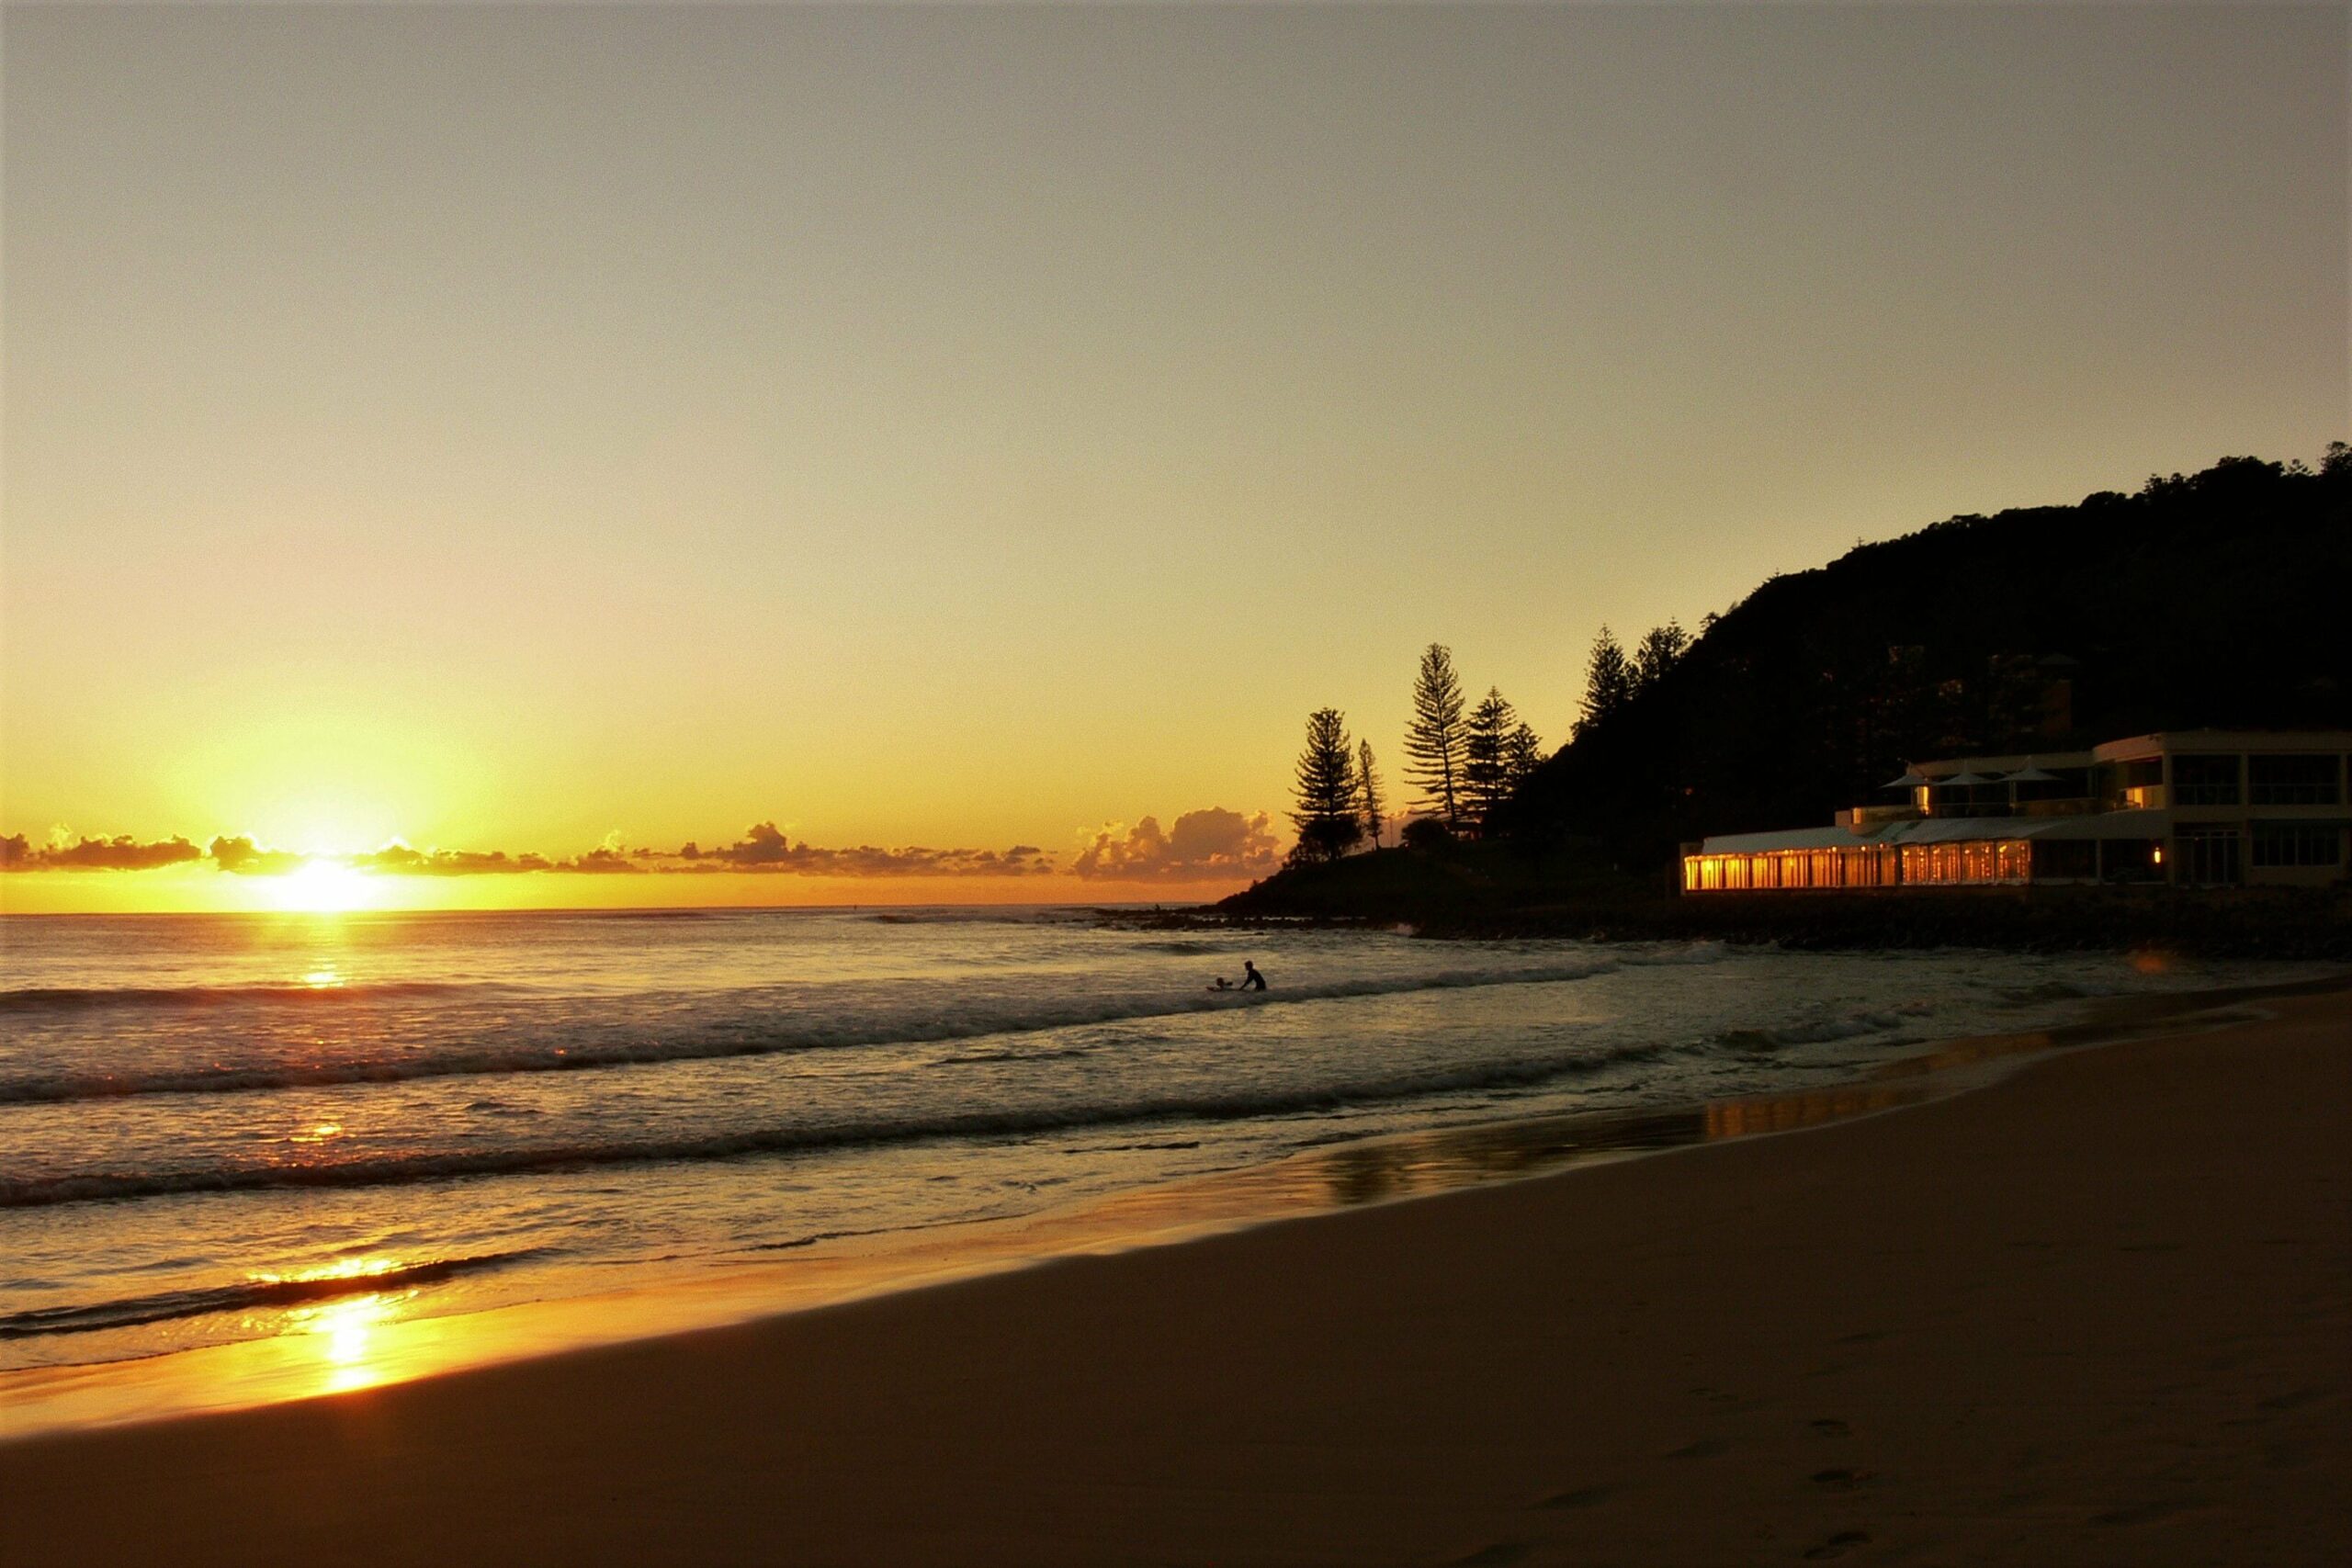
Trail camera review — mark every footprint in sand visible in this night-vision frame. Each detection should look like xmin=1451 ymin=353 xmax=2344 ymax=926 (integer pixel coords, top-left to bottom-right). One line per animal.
xmin=1666 ymin=1437 xmax=1731 ymax=1460
xmin=2256 ymin=1386 xmax=2323 ymax=1412
xmin=1801 ymin=1529 xmax=1872 ymax=1560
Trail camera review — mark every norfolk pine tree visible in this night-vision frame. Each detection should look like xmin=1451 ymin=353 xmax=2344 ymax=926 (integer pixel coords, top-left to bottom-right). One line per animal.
xmin=1634 ymin=621 xmax=1690 ymax=692
xmin=1505 ymin=722 xmax=1544 ymax=788
xmin=1463 ymin=687 xmax=1519 ymax=827
xmin=1404 ymin=643 xmax=1468 ymax=828
xmin=1289 ymin=707 xmax=1363 ymax=863
xmin=1575 ymin=626 xmax=1636 ymax=739
xmin=1356 ymin=739 xmax=1386 ymax=850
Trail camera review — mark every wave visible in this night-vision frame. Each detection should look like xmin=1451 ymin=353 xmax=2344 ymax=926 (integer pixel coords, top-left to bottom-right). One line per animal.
xmin=0 ymin=978 xmax=492 ymax=1014
xmin=865 ymin=908 xmax=1074 ymax=925
xmin=1713 ymin=1002 xmax=1931 ymax=1053
xmin=0 ymin=958 xmax=1650 ymax=1106
xmin=0 ymin=1250 xmax=537 ymax=1340
xmin=0 ymin=1039 xmax=1686 ymax=1211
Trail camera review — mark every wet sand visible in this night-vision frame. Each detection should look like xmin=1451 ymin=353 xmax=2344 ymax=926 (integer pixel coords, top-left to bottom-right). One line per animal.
xmin=4 ymin=989 xmax=2346 ymax=1565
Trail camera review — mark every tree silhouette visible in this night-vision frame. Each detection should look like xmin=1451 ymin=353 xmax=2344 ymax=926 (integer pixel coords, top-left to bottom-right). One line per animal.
xmin=1356 ymin=739 xmax=1386 ymax=850
xmin=1505 ymin=722 xmax=1544 ymax=789
xmin=1463 ymin=686 xmax=1520 ymax=828
xmin=1404 ymin=643 xmax=1468 ymax=827
xmin=1289 ymin=707 xmax=1363 ymax=863
xmin=1634 ymin=621 xmax=1690 ymax=691
xmin=1575 ymin=626 xmax=1635 ymax=739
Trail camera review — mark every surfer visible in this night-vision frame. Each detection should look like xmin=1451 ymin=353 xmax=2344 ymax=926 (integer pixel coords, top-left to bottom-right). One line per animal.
xmin=1239 ymin=961 xmax=1266 ymax=991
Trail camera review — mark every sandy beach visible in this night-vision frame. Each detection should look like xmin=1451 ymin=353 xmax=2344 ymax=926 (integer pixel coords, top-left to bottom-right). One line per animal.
xmin=5 ymin=987 xmax=2346 ymax=1566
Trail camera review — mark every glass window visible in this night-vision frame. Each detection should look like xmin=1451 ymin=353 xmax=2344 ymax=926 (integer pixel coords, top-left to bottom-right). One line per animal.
xmin=2251 ymin=824 xmax=2345 ymax=867
xmin=2172 ymin=754 xmax=2241 ymax=806
xmin=2249 ymin=754 xmax=2343 ymax=807
xmin=2176 ymin=828 xmax=2243 ymax=885
xmin=2032 ymin=840 xmax=2097 ymax=879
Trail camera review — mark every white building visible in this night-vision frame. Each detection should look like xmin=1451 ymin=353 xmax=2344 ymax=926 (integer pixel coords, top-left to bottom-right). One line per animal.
xmin=1681 ymin=730 xmax=2352 ymax=893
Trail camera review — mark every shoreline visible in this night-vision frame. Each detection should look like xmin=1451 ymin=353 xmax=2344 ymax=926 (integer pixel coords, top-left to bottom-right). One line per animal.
xmin=1195 ymin=867 xmax=2352 ymax=962
xmin=4 ymin=979 xmax=2346 ymax=1562
xmin=2 ymin=973 xmax=2341 ymax=1446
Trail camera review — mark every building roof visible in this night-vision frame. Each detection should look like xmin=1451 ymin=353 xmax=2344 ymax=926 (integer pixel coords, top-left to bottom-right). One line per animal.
xmin=1898 ymin=729 xmax=2352 ymax=780
xmin=2091 ymin=729 xmax=2352 ymax=761
xmin=1697 ymin=813 xmax=2169 ymax=855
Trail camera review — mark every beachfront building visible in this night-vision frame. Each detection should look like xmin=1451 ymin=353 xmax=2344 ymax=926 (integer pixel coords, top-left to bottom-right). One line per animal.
xmin=1680 ymin=730 xmax=2352 ymax=893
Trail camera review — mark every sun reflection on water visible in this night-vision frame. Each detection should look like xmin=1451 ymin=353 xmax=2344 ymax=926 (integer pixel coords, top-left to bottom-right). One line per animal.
xmin=241 ymin=1260 xmax=426 ymax=1396
xmin=250 ymin=1257 xmax=405 ymax=1289
xmin=288 ymin=1291 xmax=413 ymax=1393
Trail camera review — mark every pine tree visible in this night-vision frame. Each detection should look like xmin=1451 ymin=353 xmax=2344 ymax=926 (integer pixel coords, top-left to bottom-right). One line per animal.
xmin=1634 ymin=621 xmax=1690 ymax=692
xmin=1356 ymin=739 xmax=1386 ymax=850
xmin=1289 ymin=707 xmax=1363 ymax=863
xmin=1504 ymin=722 xmax=1544 ymax=788
xmin=1574 ymin=626 xmax=1635 ymax=739
xmin=1403 ymin=643 xmax=1468 ymax=827
xmin=1463 ymin=687 xmax=1518 ymax=827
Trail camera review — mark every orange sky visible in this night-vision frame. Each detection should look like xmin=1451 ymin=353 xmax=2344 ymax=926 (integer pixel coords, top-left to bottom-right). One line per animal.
xmin=4 ymin=5 xmax=2344 ymax=912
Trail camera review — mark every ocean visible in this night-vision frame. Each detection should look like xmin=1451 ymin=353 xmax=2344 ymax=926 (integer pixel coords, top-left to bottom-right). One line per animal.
xmin=0 ymin=907 xmax=2320 ymax=1393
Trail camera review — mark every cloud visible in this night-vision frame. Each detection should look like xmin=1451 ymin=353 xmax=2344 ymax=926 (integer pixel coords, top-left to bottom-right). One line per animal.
xmin=551 ymin=847 xmax=648 ymax=874
xmin=207 ymin=836 xmax=311 ymax=876
xmin=1069 ymin=807 xmax=1283 ymax=882
xmin=4 ymin=823 xmax=1054 ymax=879
xmin=677 ymin=823 xmax=1054 ymax=877
xmin=351 ymin=844 xmax=557 ymax=876
xmin=0 ymin=833 xmax=204 ymax=872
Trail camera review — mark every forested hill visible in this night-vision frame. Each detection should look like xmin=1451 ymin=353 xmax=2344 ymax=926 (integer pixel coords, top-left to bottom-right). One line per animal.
xmin=1498 ymin=451 xmax=2352 ymax=863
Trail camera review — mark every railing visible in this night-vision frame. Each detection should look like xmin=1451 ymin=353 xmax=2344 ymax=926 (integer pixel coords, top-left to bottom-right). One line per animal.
xmin=1845 ymin=795 xmax=2128 ymax=823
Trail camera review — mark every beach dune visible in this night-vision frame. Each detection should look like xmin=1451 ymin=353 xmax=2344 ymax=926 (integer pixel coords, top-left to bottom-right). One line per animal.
xmin=4 ymin=993 xmax=2346 ymax=1565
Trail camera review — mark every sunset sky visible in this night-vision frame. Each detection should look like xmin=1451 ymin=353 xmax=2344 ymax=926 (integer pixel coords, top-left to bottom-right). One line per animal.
xmin=4 ymin=3 xmax=2344 ymax=911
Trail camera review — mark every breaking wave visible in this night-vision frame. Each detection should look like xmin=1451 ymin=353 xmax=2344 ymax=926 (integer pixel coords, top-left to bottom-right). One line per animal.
xmin=0 ymin=1250 xmax=537 ymax=1340
xmin=0 ymin=1038 xmax=1687 ymax=1211
xmin=0 ymin=956 xmax=1683 ymax=1106
xmin=0 ymin=979 xmax=489 ymax=1013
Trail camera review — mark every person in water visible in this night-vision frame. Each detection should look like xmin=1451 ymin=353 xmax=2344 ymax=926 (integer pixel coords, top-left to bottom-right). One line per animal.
xmin=1207 ymin=976 xmax=1233 ymax=992
xmin=1239 ymin=961 xmax=1266 ymax=991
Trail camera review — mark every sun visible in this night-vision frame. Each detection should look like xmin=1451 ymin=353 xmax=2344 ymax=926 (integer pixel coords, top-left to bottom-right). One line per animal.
xmin=273 ymin=859 xmax=378 ymax=913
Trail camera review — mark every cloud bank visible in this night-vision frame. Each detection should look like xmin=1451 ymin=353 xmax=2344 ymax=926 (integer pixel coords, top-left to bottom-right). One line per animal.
xmin=677 ymin=822 xmax=1053 ymax=877
xmin=1069 ymin=808 xmax=1283 ymax=882
xmin=1 ymin=833 xmax=204 ymax=872
xmin=5 ymin=824 xmax=1057 ymax=879
xmin=5 ymin=811 xmax=1275 ymax=885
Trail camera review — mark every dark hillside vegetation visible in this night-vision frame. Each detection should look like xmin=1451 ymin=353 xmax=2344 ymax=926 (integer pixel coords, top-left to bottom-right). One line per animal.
xmin=1224 ymin=450 xmax=2352 ymax=953
xmin=1498 ymin=451 xmax=2350 ymax=865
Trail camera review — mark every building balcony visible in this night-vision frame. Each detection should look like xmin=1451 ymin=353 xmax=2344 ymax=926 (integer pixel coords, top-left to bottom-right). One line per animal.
xmin=1837 ymin=804 xmax=1922 ymax=829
